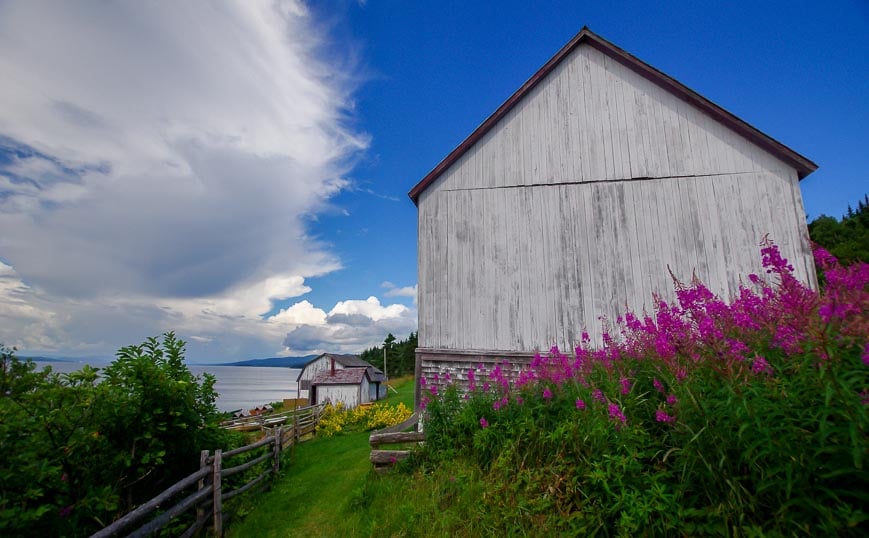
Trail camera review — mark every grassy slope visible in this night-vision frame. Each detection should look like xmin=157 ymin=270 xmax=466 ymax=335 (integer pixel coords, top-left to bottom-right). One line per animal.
xmin=226 ymin=377 xmax=415 ymax=537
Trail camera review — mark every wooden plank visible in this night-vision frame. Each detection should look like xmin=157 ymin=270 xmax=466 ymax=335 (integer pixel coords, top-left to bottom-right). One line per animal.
xmin=222 ymin=470 xmax=270 ymax=502
xmin=212 ymin=450 xmax=222 ymax=537
xmin=90 ymin=466 xmax=211 ymax=538
xmin=370 ymin=450 xmax=412 ymax=465
xmin=126 ymin=487 xmax=212 ymax=538
xmin=222 ymin=451 xmax=272 ymax=478
xmin=369 ymin=431 xmax=426 ymax=448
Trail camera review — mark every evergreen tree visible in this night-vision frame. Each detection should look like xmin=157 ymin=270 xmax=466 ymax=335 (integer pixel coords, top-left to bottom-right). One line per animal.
xmin=808 ymin=194 xmax=869 ymax=265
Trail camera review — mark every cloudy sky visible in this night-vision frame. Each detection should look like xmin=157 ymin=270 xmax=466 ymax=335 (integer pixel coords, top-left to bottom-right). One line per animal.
xmin=1 ymin=1 xmax=866 ymax=362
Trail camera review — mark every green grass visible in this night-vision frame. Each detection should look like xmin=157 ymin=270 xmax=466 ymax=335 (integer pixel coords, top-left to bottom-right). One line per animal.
xmin=225 ymin=376 xmax=417 ymax=537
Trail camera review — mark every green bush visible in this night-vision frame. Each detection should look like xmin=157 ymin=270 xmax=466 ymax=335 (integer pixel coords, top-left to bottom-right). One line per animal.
xmin=0 ymin=333 xmax=241 ymax=536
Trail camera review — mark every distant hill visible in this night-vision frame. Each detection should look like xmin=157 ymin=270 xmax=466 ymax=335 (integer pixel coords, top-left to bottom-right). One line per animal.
xmin=22 ymin=356 xmax=75 ymax=363
xmin=217 ymin=355 xmax=317 ymax=368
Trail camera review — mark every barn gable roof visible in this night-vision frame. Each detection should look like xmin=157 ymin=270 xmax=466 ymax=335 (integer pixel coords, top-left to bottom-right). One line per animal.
xmin=311 ymin=367 xmax=371 ymax=386
xmin=408 ymin=27 xmax=817 ymax=205
xmin=296 ymin=353 xmax=384 ymax=382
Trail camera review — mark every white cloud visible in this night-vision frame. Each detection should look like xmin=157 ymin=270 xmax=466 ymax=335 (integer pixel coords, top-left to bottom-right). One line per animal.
xmin=382 ymin=283 xmax=418 ymax=304
xmin=0 ymin=1 xmax=375 ymax=360
xmin=282 ymin=296 xmax=416 ymax=354
xmin=384 ymin=284 xmax=417 ymax=298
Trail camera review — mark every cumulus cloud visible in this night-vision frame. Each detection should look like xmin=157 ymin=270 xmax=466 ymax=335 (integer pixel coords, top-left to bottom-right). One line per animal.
xmin=282 ymin=296 xmax=416 ymax=354
xmin=382 ymin=282 xmax=418 ymax=304
xmin=0 ymin=1 xmax=401 ymax=360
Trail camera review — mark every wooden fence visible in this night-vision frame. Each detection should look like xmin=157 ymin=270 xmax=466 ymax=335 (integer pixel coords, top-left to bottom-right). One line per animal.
xmin=368 ymin=412 xmax=424 ymax=472
xmin=219 ymin=402 xmax=317 ymax=432
xmin=91 ymin=403 xmax=324 ymax=538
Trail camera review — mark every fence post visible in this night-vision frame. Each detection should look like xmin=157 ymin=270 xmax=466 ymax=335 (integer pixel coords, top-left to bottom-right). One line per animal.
xmin=196 ymin=450 xmax=209 ymax=524
xmin=292 ymin=412 xmax=300 ymax=460
xmin=212 ymin=449 xmax=222 ymax=537
xmin=273 ymin=426 xmax=282 ymax=475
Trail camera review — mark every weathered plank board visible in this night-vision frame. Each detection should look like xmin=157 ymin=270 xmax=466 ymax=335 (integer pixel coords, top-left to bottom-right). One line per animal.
xmin=370 ymin=450 xmax=412 ymax=465
xmin=369 ymin=431 xmax=426 ymax=448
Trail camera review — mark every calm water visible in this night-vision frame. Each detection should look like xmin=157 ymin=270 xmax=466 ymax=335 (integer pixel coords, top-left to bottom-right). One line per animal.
xmin=33 ymin=361 xmax=301 ymax=413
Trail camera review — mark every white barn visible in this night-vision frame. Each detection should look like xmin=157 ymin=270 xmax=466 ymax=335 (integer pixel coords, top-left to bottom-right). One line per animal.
xmin=310 ymin=367 xmax=377 ymax=409
xmin=409 ymin=27 xmax=817 ymax=406
xmin=296 ymin=353 xmax=386 ymax=404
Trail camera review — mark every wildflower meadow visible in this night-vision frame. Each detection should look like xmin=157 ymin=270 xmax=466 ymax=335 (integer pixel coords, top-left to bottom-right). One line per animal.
xmin=416 ymin=240 xmax=868 ymax=536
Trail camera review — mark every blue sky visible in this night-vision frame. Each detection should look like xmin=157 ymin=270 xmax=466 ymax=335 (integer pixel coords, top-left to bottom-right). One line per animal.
xmin=0 ymin=1 xmax=866 ymax=362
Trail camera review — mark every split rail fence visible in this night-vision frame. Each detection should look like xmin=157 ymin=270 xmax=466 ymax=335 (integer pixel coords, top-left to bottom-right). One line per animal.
xmin=368 ymin=412 xmax=424 ymax=472
xmin=91 ymin=403 xmax=324 ymax=538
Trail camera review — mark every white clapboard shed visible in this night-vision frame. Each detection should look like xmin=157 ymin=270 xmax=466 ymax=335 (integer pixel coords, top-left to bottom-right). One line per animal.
xmin=409 ymin=27 xmax=817 ymax=406
xmin=297 ymin=353 xmax=386 ymax=405
xmin=309 ymin=366 xmax=376 ymax=410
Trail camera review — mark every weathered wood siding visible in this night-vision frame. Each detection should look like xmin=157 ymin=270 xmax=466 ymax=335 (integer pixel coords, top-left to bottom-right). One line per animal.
xmin=316 ymin=379 xmax=369 ymax=409
xmin=297 ymin=357 xmax=348 ymax=399
xmin=417 ymin=41 xmax=815 ymax=354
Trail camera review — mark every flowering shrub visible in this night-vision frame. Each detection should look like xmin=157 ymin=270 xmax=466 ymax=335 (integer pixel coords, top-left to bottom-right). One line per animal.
xmin=315 ymin=402 xmax=347 ymax=437
xmin=419 ymin=242 xmax=868 ymax=536
xmin=316 ymin=401 xmax=412 ymax=438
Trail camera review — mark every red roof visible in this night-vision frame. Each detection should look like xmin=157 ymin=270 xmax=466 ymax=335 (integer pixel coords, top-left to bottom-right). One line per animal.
xmin=408 ymin=27 xmax=817 ymax=205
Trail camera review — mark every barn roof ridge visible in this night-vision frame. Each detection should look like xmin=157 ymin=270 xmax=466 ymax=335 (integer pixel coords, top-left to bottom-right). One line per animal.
xmin=407 ymin=26 xmax=817 ymax=205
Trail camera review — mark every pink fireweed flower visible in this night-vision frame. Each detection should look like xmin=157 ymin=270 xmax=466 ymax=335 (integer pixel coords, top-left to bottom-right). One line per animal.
xmin=479 ymin=417 xmax=489 ymax=429
xmin=619 ymin=377 xmax=632 ymax=395
xmin=543 ymin=387 xmax=553 ymax=400
xmin=420 ymin=377 xmax=427 ymax=388
xmin=653 ymin=378 xmax=664 ymax=393
xmin=655 ymin=409 xmax=676 ymax=423
xmin=482 ymin=382 xmax=490 ymax=392
xmin=863 ymin=343 xmax=869 ymax=366
xmin=515 ymin=396 xmax=524 ymax=406
xmin=429 ymin=384 xmax=438 ymax=396
xmin=444 ymin=372 xmax=451 ymax=382
xmin=751 ymin=356 xmax=773 ymax=375
xmin=608 ymin=403 xmax=627 ymax=425
xmin=666 ymin=394 xmax=678 ymax=406
xmin=433 ymin=373 xmax=439 ymax=383
xmin=576 ymin=399 xmax=586 ymax=410
xmin=593 ymin=388 xmax=605 ymax=403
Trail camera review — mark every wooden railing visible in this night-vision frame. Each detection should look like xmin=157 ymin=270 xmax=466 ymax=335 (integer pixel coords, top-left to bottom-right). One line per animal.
xmin=220 ymin=402 xmax=320 ymax=432
xmin=368 ymin=412 xmax=423 ymax=472
xmin=91 ymin=403 xmax=324 ymax=537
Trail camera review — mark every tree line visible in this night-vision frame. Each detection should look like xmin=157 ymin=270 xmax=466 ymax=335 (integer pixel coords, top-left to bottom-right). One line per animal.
xmin=360 ymin=331 xmax=418 ymax=378
xmin=808 ymin=193 xmax=869 ymax=264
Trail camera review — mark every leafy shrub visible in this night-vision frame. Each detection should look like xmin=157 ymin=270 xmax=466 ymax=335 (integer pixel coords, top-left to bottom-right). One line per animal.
xmin=0 ymin=333 xmax=241 ymax=536
xmin=418 ymin=242 xmax=869 ymax=536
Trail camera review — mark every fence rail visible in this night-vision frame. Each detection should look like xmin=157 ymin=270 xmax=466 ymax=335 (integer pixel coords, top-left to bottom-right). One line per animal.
xmin=91 ymin=403 xmax=324 ymax=538
xmin=368 ymin=412 xmax=422 ymax=472
xmin=220 ymin=401 xmax=321 ymax=432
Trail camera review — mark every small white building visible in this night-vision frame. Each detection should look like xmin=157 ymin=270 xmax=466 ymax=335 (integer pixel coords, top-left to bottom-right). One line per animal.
xmin=296 ymin=353 xmax=386 ymax=405
xmin=309 ymin=367 xmax=378 ymax=409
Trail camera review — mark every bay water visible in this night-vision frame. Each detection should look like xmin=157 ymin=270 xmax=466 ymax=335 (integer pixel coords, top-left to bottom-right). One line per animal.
xmin=33 ymin=361 xmax=301 ymax=413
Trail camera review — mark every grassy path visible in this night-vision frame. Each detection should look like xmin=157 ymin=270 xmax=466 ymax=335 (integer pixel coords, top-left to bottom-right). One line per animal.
xmin=226 ymin=378 xmax=415 ymax=537
xmin=226 ymin=430 xmax=372 ymax=537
